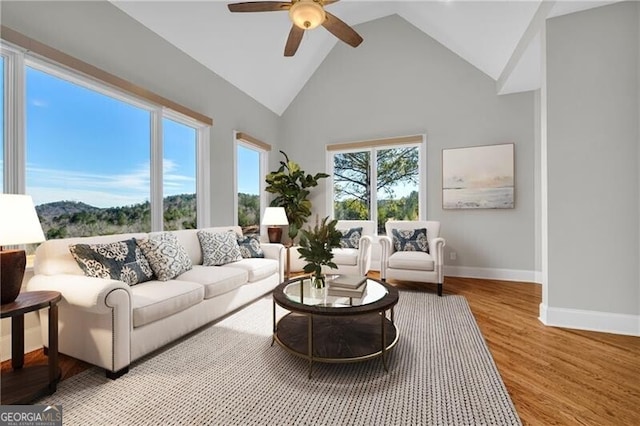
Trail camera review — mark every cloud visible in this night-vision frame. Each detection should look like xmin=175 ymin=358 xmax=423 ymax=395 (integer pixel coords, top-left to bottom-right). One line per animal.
xmin=31 ymin=99 xmax=49 ymax=108
xmin=26 ymin=159 xmax=195 ymax=207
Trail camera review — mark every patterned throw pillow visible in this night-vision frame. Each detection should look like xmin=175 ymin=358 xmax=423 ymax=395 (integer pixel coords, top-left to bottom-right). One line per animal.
xmin=136 ymin=233 xmax=193 ymax=281
xmin=392 ymin=228 xmax=429 ymax=253
xmin=339 ymin=227 xmax=362 ymax=249
xmin=69 ymin=239 xmax=154 ymax=286
xmin=236 ymin=234 xmax=264 ymax=258
xmin=198 ymin=230 xmax=243 ymax=266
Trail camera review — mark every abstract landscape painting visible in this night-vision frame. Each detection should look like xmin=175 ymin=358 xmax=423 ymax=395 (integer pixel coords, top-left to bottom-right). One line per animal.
xmin=442 ymin=143 xmax=514 ymax=209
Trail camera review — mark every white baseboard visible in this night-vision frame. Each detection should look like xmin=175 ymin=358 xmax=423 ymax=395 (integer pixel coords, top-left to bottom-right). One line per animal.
xmin=444 ymin=265 xmax=540 ymax=283
xmin=539 ymin=303 xmax=640 ymax=336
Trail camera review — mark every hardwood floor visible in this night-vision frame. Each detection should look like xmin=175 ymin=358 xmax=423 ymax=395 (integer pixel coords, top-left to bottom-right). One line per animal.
xmin=3 ymin=275 xmax=639 ymax=425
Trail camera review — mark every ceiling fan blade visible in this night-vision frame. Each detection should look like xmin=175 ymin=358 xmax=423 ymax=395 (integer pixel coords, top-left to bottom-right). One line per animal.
xmin=284 ymin=25 xmax=304 ymax=57
xmin=322 ymin=0 xmax=340 ymax=5
xmin=322 ymin=11 xmax=363 ymax=48
xmin=228 ymin=2 xmax=291 ymax=13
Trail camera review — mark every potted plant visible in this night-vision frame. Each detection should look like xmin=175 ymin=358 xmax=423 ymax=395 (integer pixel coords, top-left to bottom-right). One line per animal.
xmin=297 ymin=216 xmax=343 ymax=289
xmin=265 ymin=151 xmax=329 ymax=244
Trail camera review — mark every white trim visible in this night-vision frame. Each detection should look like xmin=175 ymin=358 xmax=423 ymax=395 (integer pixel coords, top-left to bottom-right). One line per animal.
xmin=150 ymin=110 xmax=163 ymax=231
xmin=197 ymin=126 xmax=210 ymax=228
xmin=444 ymin=265 xmax=539 ymax=283
xmin=539 ymin=304 xmax=640 ymax=337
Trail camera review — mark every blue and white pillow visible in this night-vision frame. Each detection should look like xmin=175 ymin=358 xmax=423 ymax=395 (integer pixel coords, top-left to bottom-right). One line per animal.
xmin=70 ymin=238 xmax=154 ymax=286
xmin=237 ymin=234 xmax=264 ymax=258
xmin=339 ymin=227 xmax=362 ymax=249
xmin=198 ymin=230 xmax=243 ymax=266
xmin=392 ymin=228 xmax=429 ymax=253
xmin=137 ymin=233 xmax=193 ymax=281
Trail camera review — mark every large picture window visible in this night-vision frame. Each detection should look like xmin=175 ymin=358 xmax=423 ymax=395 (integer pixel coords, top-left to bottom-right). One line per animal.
xmin=329 ymin=136 xmax=425 ymax=234
xmin=235 ymin=132 xmax=269 ymax=235
xmin=163 ymin=117 xmax=197 ymax=230
xmin=1 ymin=39 xmax=210 ymax=242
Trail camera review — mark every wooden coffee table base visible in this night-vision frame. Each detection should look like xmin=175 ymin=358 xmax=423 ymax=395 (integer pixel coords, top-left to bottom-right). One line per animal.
xmin=274 ymin=311 xmax=398 ymax=378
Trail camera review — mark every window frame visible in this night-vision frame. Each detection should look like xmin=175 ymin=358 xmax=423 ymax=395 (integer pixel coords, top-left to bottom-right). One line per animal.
xmin=1 ymin=40 xmax=211 ymax=232
xmin=233 ymin=131 xmax=269 ymax=234
xmin=326 ymin=135 xmax=427 ymax=235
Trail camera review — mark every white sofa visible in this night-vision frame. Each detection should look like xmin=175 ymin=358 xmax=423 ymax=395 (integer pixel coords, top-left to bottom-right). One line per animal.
xmin=26 ymin=226 xmax=285 ymax=378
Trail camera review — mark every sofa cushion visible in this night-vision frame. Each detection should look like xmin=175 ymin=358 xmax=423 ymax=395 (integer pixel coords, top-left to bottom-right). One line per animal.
xmin=177 ymin=265 xmax=248 ymax=299
xmin=339 ymin=227 xmax=362 ymax=249
xmin=388 ymin=251 xmax=434 ymax=271
xmin=331 ymin=248 xmax=359 ymax=266
xmin=137 ymin=233 xmax=193 ymax=281
xmin=236 ymin=234 xmax=265 ymax=259
xmin=392 ymin=228 xmax=429 ymax=253
xmin=198 ymin=230 xmax=243 ymax=266
xmin=228 ymin=258 xmax=278 ymax=282
xmin=69 ymin=238 xmax=154 ymax=286
xmin=131 ymin=280 xmax=204 ymax=328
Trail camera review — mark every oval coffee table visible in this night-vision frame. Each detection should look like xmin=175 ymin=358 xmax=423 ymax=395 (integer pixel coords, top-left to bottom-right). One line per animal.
xmin=272 ymin=276 xmax=399 ymax=378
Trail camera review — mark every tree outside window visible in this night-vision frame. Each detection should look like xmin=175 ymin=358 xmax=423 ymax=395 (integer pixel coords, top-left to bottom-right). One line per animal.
xmin=333 ymin=145 xmax=421 ymax=234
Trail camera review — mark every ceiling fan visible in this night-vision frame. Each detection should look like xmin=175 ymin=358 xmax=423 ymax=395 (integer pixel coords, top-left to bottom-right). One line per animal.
xmin=227 ymin=0 xmax=363 ymax=57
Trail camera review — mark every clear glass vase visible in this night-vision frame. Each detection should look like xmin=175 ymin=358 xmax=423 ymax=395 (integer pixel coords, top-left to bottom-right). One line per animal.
xmin=311 ymin=273 xmax=326 ymax=289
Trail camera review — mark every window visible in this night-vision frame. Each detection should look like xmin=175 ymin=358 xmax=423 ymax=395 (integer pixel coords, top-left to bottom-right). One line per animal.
xmin=235 ymin=132 xmax=269 ymax=235
xmin=329 ymin=136 xmax=425 ymax=234
xmin=163 ymin=117 xmax=197 ymax=230
xmin=26 ymin=65 xmax=152 ymax=238
xmin=1 ymin=37 xmax=211 ymax=242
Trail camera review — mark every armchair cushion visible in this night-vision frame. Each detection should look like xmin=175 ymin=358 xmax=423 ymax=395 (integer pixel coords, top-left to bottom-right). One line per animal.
xmin=339 ymin=227 xmax=363 ymax=249
xmin=332 ymin=248 xmax=359 ymax=266
xmin=392 ymin=228 xmax=429 ymax=253
xmin=388 ymin=251 xmax=435 ymax=271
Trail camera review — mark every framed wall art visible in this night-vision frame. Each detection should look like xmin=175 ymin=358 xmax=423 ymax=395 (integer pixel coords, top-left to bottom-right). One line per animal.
xmin=442 ymin=143 xmax=514 ymax=209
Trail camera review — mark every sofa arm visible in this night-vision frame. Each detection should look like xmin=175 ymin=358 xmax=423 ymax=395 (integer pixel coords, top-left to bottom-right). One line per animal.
xmin=260 ymin=243 xmax=286 ymax=282
xmin=27 ymin=274 xmax=132 ymax=314
xmin=430 ymin=237 xmax=446 ymax=283
xmin=357 ymin=236 xmax=373 ymax=276
xmin=379 ymin=236 xmax=393 ymax=280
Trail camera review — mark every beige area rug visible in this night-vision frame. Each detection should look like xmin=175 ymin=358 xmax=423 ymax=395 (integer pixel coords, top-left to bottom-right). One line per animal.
xmin=37 ymin=291 xmax=521 ymax=425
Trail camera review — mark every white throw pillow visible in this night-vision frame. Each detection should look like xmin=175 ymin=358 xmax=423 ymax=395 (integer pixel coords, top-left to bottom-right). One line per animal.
xmin=198 ymin=230 xmax=243 ymax=266
xmin=137 ymin=233 xmax=193 ymax=281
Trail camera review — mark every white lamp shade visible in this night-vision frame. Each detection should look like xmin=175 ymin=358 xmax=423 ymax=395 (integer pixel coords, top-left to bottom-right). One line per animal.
xmin=261 ymin=207 xmax=289 ymax=226
xmin=0 ymin=194 xmax=46 ymax=246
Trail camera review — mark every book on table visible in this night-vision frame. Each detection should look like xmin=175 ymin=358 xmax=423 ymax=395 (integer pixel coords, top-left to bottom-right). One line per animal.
xmin=328 ymin=280 xmax=367 ymax=298
xmin=330 ymin=275 xmax=367 ymax=289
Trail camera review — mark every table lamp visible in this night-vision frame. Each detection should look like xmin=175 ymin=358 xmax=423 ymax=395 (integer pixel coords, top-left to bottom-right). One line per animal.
xmin=0 ymin=194 xmax=46 ymax=304
xmin=261 ymin=207 xmax=289 ymax=243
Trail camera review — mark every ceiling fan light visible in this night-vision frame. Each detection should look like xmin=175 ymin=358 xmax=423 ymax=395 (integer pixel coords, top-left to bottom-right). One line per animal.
xmin=289 ymin=0 xmax=326 ymax=30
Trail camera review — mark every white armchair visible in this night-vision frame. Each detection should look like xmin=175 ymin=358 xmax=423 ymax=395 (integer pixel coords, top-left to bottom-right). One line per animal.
xmin=380 ymin=220 xmax=446 ymax=296
xmin=322 ymin=220 xmax=375 ymax=277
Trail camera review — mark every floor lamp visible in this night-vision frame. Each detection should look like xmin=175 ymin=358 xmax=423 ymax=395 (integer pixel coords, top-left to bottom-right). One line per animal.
xmin=0 ymin=194 xmax=46 ymax=304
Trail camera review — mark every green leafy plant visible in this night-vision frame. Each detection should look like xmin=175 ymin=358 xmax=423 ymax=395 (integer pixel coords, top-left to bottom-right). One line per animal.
xmin=297 ymin=216 xmax=343 ymax=279
xmin=265 ymin=151 xmax=329 ymax=243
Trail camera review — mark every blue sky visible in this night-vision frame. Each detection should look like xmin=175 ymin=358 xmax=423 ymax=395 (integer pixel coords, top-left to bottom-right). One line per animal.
xmin=25 ymin=66 xmax=197 ymax=208
xmin=236 ymin=144 xmax=260 ymax=195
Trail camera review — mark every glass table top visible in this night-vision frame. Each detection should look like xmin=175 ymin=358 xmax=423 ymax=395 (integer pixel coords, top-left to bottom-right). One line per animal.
xmin=282 ymin=275 xmax=388 ymax=308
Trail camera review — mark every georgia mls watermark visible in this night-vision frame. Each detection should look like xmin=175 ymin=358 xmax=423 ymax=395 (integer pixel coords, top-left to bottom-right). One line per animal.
xmin=0 ymin=405 xmax=62 ymax=426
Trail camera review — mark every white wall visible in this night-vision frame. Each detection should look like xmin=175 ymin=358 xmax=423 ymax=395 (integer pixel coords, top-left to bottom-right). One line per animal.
xmin=543 ymin=2 xmax=640 ymax=335
xmin=280 ymin=15 xmax=536 ymax=280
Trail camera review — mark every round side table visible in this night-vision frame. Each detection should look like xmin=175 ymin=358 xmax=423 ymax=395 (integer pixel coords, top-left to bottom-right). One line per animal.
xmin=1 ymin=290 xmax=62 ymax=405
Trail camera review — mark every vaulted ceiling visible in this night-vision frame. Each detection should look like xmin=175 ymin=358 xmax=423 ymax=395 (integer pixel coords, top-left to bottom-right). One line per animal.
xmin=111 ymin=1 xmax=617 ymax=115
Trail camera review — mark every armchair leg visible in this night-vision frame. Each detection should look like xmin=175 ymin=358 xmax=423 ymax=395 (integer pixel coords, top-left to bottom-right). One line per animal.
xmin=106 ymin=366 xmax=129 ymax=380
xmin=437 ymin=283 xmax=443 ymax=297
